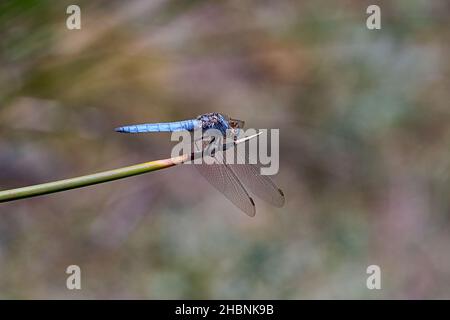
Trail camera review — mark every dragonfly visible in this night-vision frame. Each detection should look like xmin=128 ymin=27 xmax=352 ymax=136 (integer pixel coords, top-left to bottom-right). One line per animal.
xmin=115 ymin=112 xmax=285 ymax=216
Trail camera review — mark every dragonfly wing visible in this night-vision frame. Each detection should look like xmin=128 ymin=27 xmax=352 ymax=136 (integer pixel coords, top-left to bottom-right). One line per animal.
xmin=227 ymin=163 xmax=285 ymax=208
xmin=195 ymin=154 xmax=256 ymax=217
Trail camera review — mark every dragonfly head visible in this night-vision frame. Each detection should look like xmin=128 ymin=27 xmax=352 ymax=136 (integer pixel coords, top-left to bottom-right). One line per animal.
xmin=226 ymin=116 xmax=245 ymax=137
xmin=229 ymin=118 xmax=245 ymax=130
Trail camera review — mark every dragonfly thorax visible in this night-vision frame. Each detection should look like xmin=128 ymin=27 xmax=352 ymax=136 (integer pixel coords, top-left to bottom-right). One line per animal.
xmin=196 ymin=113 xmax=244 ymax=136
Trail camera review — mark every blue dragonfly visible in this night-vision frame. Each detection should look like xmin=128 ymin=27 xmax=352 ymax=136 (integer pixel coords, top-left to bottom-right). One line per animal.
xmin=115 ymin=112 xmax=285 ymax=216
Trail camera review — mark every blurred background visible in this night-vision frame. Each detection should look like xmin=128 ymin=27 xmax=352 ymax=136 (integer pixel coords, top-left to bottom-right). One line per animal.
xmin=0 ymin=0 xmax=449 ymax=299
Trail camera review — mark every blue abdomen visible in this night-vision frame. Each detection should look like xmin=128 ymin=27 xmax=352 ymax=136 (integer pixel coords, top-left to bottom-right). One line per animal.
xmin=115 ymin=119 xmax=200 ymax=133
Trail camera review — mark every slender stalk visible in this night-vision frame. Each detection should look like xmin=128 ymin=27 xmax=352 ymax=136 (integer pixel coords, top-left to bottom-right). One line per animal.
xmin=0 ymin=133 xmax=260 ymax=204
xmin=0 ymin=154 xmax=189 ymax=203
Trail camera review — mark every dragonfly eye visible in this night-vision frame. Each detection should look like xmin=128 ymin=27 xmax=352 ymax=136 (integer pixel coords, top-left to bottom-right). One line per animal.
xmin=229 ymin=118 xmax=245 ymax=129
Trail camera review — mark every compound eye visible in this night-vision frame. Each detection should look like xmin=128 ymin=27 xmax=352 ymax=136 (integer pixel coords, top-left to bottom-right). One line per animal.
xmin=230 ymin=119 xmax=244 ymax=129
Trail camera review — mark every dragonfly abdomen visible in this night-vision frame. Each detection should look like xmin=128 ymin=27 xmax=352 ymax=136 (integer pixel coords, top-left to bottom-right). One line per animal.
xmin=115 ymin=119 xmax=200 ymax=133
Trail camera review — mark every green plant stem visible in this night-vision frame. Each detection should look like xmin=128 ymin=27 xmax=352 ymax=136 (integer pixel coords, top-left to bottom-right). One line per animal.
xmin=0 ymin=154 xmax=190 ymax=203
xmin=0 ymin=132 xmax=260 ymax=203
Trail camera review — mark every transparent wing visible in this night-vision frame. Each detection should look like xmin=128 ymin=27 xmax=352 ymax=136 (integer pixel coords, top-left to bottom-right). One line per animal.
xmin=195 ymin=151 xmax=256 ymax=217
xmin=228 ymin=138 xmax=285 ymax=207
xmin=227 ymin=163 xmax=285 ymax=207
